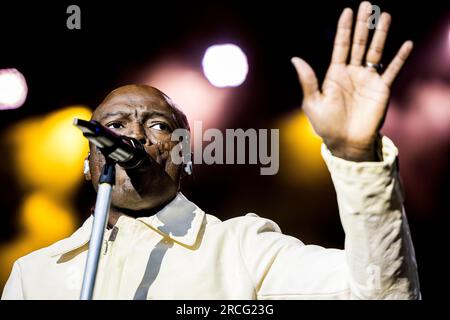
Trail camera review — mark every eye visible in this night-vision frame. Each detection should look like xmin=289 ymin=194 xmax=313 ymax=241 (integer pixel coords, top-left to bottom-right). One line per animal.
xmin=106 ymin=122 xmax=125 ymax=129
xmin=150 ymin=123 xmax=171 ymax=132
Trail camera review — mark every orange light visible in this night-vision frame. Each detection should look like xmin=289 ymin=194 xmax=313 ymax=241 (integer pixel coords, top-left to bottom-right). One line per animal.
xmin=9 ymin=106 xmax=92 ymax=198
xmin=0 ymin=192 xmax=77 ymax=286
xmin=1 ymin=106 xmax=91 ymax=289
xmin=278 ymin=111 xmax=327 ymax=185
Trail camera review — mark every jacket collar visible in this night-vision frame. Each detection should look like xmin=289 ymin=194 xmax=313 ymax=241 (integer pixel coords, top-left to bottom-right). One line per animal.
xmin=49 ymin=193 xmax=205 ymax=257
xmin=137 ymin=193 xmax=205 ymax=247
xmin=49 ymin=215 xmax=93 ymax=257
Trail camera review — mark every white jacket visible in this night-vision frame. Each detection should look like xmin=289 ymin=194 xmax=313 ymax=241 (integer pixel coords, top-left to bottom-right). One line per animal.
xmin=1 ymin=136 xmax=420 ymax=299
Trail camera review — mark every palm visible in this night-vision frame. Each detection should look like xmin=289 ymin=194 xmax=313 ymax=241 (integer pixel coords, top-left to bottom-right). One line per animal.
xmin=312 ymin=64 xmax=389 ymax=147
xmin=292 ymin=2 xmax=413 ymax=160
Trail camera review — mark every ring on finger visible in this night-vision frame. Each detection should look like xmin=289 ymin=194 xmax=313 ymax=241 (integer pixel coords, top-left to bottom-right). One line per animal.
xmin=364 ymin=61 xmax=384 ymax=73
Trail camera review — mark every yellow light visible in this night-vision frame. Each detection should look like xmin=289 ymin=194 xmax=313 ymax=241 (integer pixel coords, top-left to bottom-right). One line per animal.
xmin=0 ymin=192 xmax=76 ymax=286
xmin=20 ymin=192 xmax=76 ymax=241
xmin=278 ymin=111 xmax=328 ymax=184
xmin=9 ymin=106 xmax=92 ymax=198
xmin=1 ymin=106 xmax=91 ymax=291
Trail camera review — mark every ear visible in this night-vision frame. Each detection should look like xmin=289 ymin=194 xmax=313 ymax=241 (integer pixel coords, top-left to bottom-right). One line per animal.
xmin=84 ymin=153 xmax=92 ymax=181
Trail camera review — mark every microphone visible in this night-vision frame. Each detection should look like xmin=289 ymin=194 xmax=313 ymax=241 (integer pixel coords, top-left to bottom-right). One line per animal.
xmin=73 ymin=118 xmax=148 ymax=169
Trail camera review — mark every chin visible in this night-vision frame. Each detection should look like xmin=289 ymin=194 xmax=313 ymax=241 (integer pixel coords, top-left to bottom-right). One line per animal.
xmin=112 ymin=188 xmax=177 ymax=212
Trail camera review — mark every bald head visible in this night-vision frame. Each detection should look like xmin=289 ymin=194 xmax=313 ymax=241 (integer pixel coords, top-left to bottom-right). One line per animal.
xmin=93 ymin=84 xmax=189 ymax=131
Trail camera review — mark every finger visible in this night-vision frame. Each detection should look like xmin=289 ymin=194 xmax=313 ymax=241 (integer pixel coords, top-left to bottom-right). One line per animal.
xmin=350 ymin=1 xmax=372 ymax=66
xmin=366 ymin=12 xmax=391 ymax=67
xmin=331 ymin=8 xmax=353 ymax=64
xmin=381 ymin=41 xmax=413 ymax=87
xmin=291 ymin=57 xmax=320 ymax=103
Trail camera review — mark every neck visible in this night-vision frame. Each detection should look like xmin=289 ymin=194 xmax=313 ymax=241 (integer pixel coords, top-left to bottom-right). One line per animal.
xmin=106 ymin=194 xmax=177 ymax=229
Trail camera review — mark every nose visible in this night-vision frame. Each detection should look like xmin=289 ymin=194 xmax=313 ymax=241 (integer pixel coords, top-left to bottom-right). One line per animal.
xmin=137 ymin=137 xmax=147 ymax=145
xmin=128 ymin=123 xmax=148 ymax=146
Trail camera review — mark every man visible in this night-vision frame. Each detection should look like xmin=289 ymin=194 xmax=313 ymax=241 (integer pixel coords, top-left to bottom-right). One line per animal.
xmin=2 ymin=2 xmax=420 ymax=299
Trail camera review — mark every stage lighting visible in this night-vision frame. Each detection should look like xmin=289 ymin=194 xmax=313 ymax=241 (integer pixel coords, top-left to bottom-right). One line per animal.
xmin=9 ymin=106 xmax=92 ymax=197
xmin=140 ymin=61 xmax=232 ymax=129
xmin=0 ymin=68 xmax=28 ymax=110
xmin=202 ymin=44 xmax=248 ymax=88
xmin=448 ymin=27 xmax=450 ymax=49
xmin=278 ymin=111 xmax=327 ymax=185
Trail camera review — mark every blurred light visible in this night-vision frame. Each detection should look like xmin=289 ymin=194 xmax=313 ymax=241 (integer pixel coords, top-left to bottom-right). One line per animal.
xmin=20 ymin=192 xmax=76 ymax=241
xmin=1 ymin=106 xmax=90 ymax=288
xmin=382 ymin=80 xmax=450 ymax=214
xmin=0 ymin=68 xmax=28 ymax=110
xmin=0 ymin=192 xmax=76 ymax=286
xmin=139 ymin=61 xmax=232 ymax=129
xmin=202 ymin=44 xmax=248 ymax=88
xmin=448 ymin=27 xmax=450 ymax=50
xmin=9 ymin=106 xmax=92 ymax=198
xmin=278 ymin=111 xmax=327 ymax=185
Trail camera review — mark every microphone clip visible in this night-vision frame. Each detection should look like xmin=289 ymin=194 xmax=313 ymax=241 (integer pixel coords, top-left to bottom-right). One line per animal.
xmin=73 ymin=118 xmax=147 ymax=170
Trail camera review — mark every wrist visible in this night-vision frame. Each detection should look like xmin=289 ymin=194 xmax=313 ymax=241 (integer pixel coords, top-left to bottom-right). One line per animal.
xmin=327 ymin=140 xmax=378 ymax=162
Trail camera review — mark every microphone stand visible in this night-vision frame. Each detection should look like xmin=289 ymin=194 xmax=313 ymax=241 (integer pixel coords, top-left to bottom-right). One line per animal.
xmin=80 ymin=160 xmax=115 ymax=300
xmin=73 ymin=118 xmax=146 ymax=299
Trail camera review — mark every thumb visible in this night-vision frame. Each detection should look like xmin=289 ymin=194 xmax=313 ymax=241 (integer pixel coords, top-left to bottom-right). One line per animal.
xmin=291 ymin=57 xmax=320 ymax=102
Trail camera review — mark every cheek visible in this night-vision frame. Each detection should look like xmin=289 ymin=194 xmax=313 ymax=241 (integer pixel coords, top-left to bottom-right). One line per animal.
xmin=148 ymin=142 xmax=182 ymax=181
xmin=165 ymin=162 xmax=181 ymax=183
xmin=164 ymin=143 xmax=183 ymax=181
xmin=114 ymin=168 xmax=136 ymax=191
xmin=146 ymin=129 xmax=172 ymax=145
xmin=89 ymin=154 xmax=105 ymax=187
xmin=145 ymin=142 xmax=172 ymax=163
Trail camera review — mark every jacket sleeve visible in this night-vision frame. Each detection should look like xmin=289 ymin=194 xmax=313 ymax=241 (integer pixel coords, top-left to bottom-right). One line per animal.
xmin=1 ymin=261 xmax=25 ymax=300
xmin=238 ymin=136 xmax=420 ymax=300
xmin=320 ymin=135 xmax=420 ymax=299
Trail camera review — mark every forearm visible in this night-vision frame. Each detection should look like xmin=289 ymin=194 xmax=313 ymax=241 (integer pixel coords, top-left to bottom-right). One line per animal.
xmin=322 ymin=136 xmax=420 ymax=299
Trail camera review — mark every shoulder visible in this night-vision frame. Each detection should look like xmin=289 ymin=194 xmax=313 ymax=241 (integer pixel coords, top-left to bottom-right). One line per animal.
xmin=14 ymin=216 xmax=92 ymax=269
xmin=14 ymin=237 xmax=69 ymax=270
xmin=204 ymin=212 xmax=285 ymax=239
xmin=225 ymin=213 xmax=282 ymax=233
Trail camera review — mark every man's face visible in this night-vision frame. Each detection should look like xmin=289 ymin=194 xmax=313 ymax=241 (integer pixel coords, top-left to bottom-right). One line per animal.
xmin=87 ymin=85 xmax=184 ymax=211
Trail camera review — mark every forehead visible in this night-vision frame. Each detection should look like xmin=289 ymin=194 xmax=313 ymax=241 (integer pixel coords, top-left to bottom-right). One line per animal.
xmin=93 ymin=89 xmax=174 ymax=120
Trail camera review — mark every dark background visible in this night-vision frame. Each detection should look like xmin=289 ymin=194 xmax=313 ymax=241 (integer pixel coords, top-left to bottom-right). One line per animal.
xmin=0 ymin=0 xmax=449 ymax=299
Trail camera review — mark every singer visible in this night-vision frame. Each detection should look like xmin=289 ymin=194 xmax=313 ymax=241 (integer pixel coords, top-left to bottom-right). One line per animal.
xmin=2 ymin=2 xmax=420 ymax=299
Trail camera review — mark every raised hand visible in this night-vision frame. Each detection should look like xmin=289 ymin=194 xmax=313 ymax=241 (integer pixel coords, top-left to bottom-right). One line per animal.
xmin=292 ymin=1 xmax=413 ymax=161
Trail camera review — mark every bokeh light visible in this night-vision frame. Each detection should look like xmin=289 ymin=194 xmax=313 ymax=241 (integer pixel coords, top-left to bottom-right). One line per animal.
xmin=278 ymin=111 xmax=327 ymax=185
xmin=139 ymin=60 xmax=232 ymax=129
xmin=202 ymin=44 xmax=248 ymax=88
xmin=382 ymin=80 xmax=450 ymax=213
xmin=9 ymin=106 xmax=92 ymax=198
xmin=0 ymin=106 xmax=92 ymax=287
xmin=0 ymin=192 xmax=77 ymax=286
xmin=20 ymin=192 xmax=76 ymax=242
xmin=0 ymin=68 xmax=28 ymax=110
xmin=448 ymin=26 xmax=450 ymax=50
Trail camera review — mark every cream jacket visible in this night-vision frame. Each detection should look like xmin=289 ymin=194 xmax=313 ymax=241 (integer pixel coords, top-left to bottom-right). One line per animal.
xmin=1 ymin=137 xmax=420 ymax=300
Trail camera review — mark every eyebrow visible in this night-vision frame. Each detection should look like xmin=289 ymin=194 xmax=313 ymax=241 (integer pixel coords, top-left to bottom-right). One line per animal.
xmin=99 ymin=111 xmax=130 ymax=121
xmin=99 ymin=110 xmax=172 ymax=122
